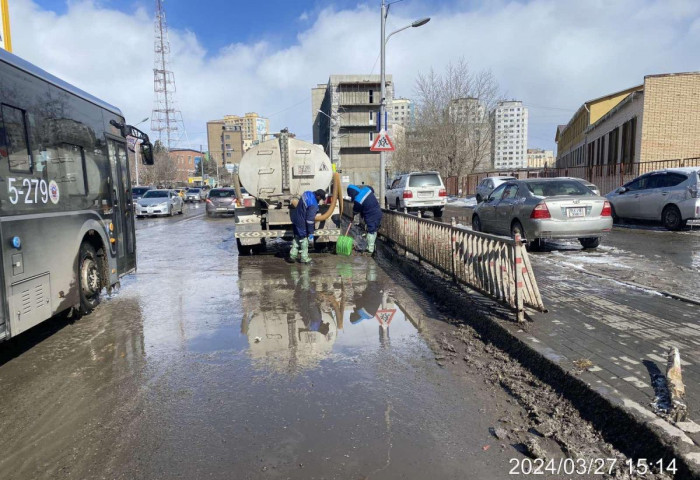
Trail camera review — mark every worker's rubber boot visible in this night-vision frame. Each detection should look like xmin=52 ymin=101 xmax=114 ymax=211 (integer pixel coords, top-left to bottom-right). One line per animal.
xmin=288 ymin=237 xmax=300 ymax=263
xmin=366 ymin=232 xmax=377 ymax=255
xmin=300 ymin=238 xmax=311 ymax=264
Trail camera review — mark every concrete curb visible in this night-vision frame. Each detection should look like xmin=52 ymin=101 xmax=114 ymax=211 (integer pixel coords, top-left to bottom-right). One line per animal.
xmin=378 ymin=240 xmax=700 ymax=479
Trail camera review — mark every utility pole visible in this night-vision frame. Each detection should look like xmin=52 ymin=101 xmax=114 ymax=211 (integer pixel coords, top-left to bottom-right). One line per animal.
xmin=379 ymin=0 xmax=387 ymax=206
xmin=0 ymin=0 xmax=12 ymax=52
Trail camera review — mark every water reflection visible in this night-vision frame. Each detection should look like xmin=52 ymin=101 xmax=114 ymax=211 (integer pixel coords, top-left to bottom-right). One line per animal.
xmin=238 ymin=258 xmax=417 ymax=373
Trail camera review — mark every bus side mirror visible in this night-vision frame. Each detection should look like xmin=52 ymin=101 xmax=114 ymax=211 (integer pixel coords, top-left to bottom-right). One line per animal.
xmin=141 ymin=142 xmax=154 ymax=165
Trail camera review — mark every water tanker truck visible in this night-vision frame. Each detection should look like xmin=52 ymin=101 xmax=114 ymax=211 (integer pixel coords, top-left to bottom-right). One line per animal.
xmin=233 ymin=129 xmax=343 ymax=254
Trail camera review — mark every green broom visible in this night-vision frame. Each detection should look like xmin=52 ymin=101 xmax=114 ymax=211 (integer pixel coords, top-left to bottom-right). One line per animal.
xmin=336 ymin=221 xmax=354 ymax=256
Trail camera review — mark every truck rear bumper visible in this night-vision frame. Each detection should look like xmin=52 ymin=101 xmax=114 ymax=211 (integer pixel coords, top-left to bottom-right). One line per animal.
xmin=235 ymin=229 xmax=341 ymax=239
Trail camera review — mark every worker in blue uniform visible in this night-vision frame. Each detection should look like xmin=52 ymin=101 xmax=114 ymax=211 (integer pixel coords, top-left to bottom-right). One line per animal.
xmin=288 ymin=189 xmax=326 ymax=263
xmin=347 ymin=184 xmax=383 ymax=255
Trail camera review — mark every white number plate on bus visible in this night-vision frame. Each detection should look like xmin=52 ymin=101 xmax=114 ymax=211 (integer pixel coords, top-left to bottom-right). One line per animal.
xmin=567 ymin=207 xmax=585 ymax=217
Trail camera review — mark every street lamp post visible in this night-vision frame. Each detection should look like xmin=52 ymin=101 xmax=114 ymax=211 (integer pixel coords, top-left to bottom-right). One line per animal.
xmin=132 ymin=117 xmax=149 ymax=185
xmin=379 ymin=1 xmax=429 ymax=206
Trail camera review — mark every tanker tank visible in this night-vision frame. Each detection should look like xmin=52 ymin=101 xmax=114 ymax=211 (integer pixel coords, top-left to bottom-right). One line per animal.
xmin=233 ymin=129 xmax=342 ymax=255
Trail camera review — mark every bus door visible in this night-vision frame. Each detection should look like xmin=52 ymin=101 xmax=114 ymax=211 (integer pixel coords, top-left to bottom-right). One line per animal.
xmin=107 ymin=139 xmax=136 ymax=274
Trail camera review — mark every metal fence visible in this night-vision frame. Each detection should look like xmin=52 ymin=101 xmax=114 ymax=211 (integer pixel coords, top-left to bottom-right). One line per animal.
xmin=342 ymin=198 xmax=545 ymax=322
xmin=446 ymin=157 xmax=700 ymax=196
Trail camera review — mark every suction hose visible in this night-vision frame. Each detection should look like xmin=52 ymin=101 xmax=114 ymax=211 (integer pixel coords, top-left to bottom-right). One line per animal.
xmin=233 ymin=173 xmax=243 ymax=206
xmin=314 ymin=172 xmax=342 ymax=222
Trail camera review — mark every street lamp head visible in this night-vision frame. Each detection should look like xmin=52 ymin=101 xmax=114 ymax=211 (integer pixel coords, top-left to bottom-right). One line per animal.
xmin=411 ymin=17 xmax=430 ymax=27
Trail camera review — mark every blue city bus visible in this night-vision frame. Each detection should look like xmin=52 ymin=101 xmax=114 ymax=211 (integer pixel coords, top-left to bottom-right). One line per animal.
xmin=0 ymin=49 xmax=153 ymax=341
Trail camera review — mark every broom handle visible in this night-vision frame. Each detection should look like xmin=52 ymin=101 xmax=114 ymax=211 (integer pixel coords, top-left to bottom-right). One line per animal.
xmin=344 ymin=221 xmax=352 ymax=236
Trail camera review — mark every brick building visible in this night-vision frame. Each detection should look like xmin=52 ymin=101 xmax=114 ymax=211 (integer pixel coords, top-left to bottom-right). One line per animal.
xmin=555 ymin=72 xmax=700 ymax=168
xmin=170 ymin=148 xmax=204 ymax=183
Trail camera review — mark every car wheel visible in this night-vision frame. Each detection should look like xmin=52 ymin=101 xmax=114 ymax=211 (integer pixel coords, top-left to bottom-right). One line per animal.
xmin=385 ymin=198 xmax=391 ymax=210
xmin=433 ymin=207 xmax=444 ymax=218
xmin=579 ymin=237 xmax=600 ymax=249
xmin=662 ymin=205 xmax=683 ymax=231
xmin=476 ymin=194 xmax=482 ymax=203
xmin=396 ymin=199 xmax=401 ymax=211
xmin=472 ymin=215 xmax=481 ymax=232
xmin=78 ymin=243 xmax=102 ymax=315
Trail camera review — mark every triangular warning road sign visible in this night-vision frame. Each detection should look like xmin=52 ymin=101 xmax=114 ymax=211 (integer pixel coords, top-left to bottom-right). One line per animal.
xmin=370 ymin=130 xmax=395 ymax=152
xmin=375 ymin=309 xmax=396 ymax=326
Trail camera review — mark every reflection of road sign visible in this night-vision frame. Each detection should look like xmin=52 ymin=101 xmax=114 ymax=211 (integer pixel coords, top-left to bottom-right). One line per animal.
xmin=375 ymin=309 xmax=396 ymax=326
xmin=370 ymin=130 xmax=395 ymax=152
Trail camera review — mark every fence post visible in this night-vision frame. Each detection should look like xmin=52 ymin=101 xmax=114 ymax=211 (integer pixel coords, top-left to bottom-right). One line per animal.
xmin=514 ymin=234 xmax=525 ymax=324
xmin=450 ymin=217 xmax=457 ymax=282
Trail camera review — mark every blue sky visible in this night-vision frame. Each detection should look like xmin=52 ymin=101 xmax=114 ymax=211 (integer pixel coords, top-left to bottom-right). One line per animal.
xmin=12 ymin=0 xmax=700 ymax=155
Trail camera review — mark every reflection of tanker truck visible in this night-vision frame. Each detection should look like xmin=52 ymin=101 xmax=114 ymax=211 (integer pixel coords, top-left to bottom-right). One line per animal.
xmin=233 ymin=129 xmax=342 ymax=254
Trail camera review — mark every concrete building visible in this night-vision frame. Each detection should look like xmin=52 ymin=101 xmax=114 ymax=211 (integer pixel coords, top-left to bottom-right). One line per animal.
xmin=169 ymin=148 xmax=204 ymax=184
xmin=449 ymin=97 xmax=486 ymax=124
xmin=207 ymin=120 xmax=245 ymax=170
xmin=491 ymin=101 xmax=528 ymax=170
xmin=312 ymin=74 xmax=394 ymax=192
xmin=555 ymin=72 xmax=700 ymax=168
xmin=390 ymin=97 xmax=414 ymax=129
xmin=216 ymin=112 xmax=270 ymax=151
xmin=527 ymin=148 xmax=554 ymax=169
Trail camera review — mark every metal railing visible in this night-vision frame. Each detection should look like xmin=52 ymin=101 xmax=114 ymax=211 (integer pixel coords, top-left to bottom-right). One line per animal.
xmin=342 ymin=198 xmax=545 ymax=322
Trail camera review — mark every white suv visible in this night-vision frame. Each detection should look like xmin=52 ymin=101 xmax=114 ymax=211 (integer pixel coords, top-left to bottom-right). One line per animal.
xmin=386 ymin=171 xmax=447 ymax=217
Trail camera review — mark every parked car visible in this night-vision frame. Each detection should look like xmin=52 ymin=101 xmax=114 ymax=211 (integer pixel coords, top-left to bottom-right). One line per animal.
xmin=206 ymin=188 xmax=237 ymax=216
xmin=185 ymin=187 xmax=203 ymax=202
xmin=606 ymin=168 xmax=700 ymax=230
xmin=475 ymin=176 xmax=516 ymax=203
xmin=564 ymin=177 xmax=600 ymax=196
xmin=471 ymin=178 xmax=613 ymax=249
xmin=385 ymin=171 xmax=447 ymax=217
xmin=135 ymin=189 xmax=184 ymax=217
xmin=132 ymin=186 xmax=152 ymax=201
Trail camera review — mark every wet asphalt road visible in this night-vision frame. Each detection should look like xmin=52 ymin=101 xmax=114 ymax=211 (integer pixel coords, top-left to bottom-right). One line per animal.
xmin=443 ymin=204 xmax=700 ymax=300
xmin=0 ymin=208 xmax=535 ymax=479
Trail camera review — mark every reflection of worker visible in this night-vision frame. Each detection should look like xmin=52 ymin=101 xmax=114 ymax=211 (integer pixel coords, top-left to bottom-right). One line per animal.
xmin=291 ymin=269 xmax=330 ymax=337
xmin=288 ymin=189 xmax=326 ymax=263
xmin=347 ymin=184 xmax=383 ymax=256
xmin=349 ymin=263 xmax=383 ymax=324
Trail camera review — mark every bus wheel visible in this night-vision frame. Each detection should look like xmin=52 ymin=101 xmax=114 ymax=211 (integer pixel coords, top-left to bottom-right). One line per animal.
xmin=79 ymin=243 xmax=102 ymax=314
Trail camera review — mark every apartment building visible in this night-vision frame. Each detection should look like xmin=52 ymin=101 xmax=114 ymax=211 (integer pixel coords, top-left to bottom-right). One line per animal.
xmin=170 ymin=148 xmax=204 ymax=183
xmin=206 ymin=120 xmax=245 ymax=167
xmin=390 ymin=98 xmax=414 ymax=129
xmin=526 ymin=148 xmax=554 ymax=169
xmin=210 ymin=112 xmax=270 ymax=151
xmin=312 ymin=74 xmax=394 ymax=192
xmin=491 ymin=101 xmax=528 ymax=170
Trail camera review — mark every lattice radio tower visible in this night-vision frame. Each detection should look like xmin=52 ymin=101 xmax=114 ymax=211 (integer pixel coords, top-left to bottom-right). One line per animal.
xmin=151 ymin=0 xmax=188 ymax=150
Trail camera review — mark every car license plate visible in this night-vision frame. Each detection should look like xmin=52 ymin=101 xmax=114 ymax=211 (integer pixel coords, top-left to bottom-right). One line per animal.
xmin=216 ymin=207 xmax=228 ymax=211
xmin=418 ymin=191 xmax=432 ymax=198
xmin=567 ymin=207 xmax=585 ymax=218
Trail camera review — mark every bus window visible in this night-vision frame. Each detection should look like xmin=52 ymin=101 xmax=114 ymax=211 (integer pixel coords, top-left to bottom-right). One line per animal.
xmin=1 ymin=104 xmax=32 ymax=172
xmin=61 ymin=144 xmax=88 ymax=196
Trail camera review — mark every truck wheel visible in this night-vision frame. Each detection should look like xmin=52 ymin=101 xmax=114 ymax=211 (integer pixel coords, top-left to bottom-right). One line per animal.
xmin=78 ymin=243 xmax=102 ymax=315
xmin=579 ymin=237 xmax=600 ymax=249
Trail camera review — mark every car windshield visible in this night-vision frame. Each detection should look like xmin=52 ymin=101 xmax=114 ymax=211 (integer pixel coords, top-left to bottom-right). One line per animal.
xmin=525 ymin=181 xmax=593 ymax=197
xmin=209 ymin=190 xmax=234 ymax=197
xmin=409 ymin=174 xmax=441 ymax=187
xmin=142 ymin=190 xmax=168 ymax=198
xmin=132 ymin=187 xmax=150 ymax=195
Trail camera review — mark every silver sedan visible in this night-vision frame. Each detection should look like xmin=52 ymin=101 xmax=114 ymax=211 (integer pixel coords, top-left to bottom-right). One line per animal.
xmin=135 ymin=189 xmax=184 ymax=217
xmin=471 ymin=178 xmax=613 ymax=249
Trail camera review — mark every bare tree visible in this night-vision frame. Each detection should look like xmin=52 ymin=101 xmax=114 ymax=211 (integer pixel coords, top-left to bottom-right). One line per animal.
xmin=392 ymin=59 xmax=502 ymax=179
xmin=151 ymin=151 xmax=178 ymax=186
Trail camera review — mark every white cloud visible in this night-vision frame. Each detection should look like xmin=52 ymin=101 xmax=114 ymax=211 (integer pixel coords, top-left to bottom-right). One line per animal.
xmin=9 ymin=0 xmax=700 ymax=153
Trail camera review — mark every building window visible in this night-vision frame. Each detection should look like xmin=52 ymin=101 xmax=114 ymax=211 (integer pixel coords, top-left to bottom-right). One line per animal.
xmin=369 ymin=90 xmax=374 ymax=103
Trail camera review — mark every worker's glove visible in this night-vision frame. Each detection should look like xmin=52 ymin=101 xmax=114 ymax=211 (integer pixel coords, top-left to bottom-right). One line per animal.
xmin=308 ymin=235 xmax=314 ymax=243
